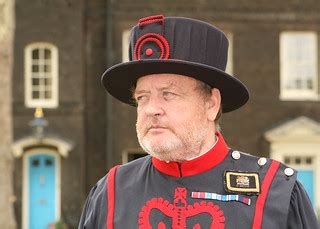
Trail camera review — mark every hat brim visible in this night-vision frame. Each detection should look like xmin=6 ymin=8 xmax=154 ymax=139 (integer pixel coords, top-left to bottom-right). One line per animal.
xmin=101 ymin=59 xmax=249 ymax=113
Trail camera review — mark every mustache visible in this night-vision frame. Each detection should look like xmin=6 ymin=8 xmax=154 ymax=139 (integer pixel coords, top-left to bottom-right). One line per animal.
xmin=140 ymin=118 xmax=170 ymax=133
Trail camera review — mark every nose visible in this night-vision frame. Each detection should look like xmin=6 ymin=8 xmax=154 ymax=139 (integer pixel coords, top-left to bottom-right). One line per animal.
xmin=144 ymin=96 xmax=164 ymax=117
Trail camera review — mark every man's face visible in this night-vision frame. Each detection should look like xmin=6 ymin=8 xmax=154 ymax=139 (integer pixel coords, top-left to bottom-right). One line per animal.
xmin=134 ymin=73 xmax=217 ymax=162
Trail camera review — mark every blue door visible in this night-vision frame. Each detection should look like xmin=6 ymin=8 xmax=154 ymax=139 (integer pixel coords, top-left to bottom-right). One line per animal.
xmin=29 ymin=154 xmax=56 ymax=229
xmin=297 ymin=170 xmax=314 ymax=208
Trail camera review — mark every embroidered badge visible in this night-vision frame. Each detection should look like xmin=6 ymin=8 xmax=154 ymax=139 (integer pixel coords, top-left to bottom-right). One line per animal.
xmin=224 ymin=171 xmax=260 ymax=195
xmin=139 ymin=187 xmax=225 ymax=228
xmin=191 ymin=191 xmax=251 ymax=206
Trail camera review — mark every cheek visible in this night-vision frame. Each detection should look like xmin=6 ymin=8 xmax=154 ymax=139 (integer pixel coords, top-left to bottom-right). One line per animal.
xmin=177 ymin=106 xmax=206 ymax=125
xmin=136 ymin=111 xmax=146 ymax=127
xmin=167 ymin=109 xmax=192 ymax=127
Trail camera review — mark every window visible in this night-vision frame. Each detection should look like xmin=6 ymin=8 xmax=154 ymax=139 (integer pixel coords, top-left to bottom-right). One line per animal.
xmin=122 ymin=150 xmax=148 ymax=163
xmin=25 ymin=43 xmax=58 ymax=108
xmin=280 ymin=32 xmax=318 ymax=100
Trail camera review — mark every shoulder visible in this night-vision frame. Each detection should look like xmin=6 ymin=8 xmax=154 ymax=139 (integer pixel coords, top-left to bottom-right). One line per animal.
xmin=78 ymin=175 xmax=108 ymax=228
xmin=86 ymin=174 xmax=108 ymax=205
xmin=229 ymin=149 xmax=297 ymax=187
xmin=117 ymin=155 xmax=152 ymax=175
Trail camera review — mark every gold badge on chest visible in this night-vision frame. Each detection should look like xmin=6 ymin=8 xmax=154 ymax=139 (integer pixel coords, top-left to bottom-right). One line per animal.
xmin=224 ymin=171 xmax=260 ymax=195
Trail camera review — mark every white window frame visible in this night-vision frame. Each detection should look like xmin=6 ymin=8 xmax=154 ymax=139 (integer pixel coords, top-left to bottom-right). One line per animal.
xmin=25 ymin=43 xmax=59 ymax=108
xmin=225 ymin=32 xmax=233 ymax=75
xmin=280 ymin=31 xmax=319 ymax=101
xmin=122 ymin=30 xmax=131 ymax=62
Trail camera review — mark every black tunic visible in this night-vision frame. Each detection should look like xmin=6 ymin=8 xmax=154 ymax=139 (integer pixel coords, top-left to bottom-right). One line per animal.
xmin=79 ymin=133 xmax=318 ymax=229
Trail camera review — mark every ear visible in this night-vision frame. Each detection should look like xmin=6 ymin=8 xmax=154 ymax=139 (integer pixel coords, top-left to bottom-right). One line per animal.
xmin=206 ymin=88 xmax=221 ymax=122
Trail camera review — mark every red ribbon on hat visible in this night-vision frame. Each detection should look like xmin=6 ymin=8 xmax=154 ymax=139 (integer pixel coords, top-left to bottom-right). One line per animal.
xmin=138 ymin=15 xmax=164 ymax=27
xmin=134 ymin=15 xmax=169 ymax=60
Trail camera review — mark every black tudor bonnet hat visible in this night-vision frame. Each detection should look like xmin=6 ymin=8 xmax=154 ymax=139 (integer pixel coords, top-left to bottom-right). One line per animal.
xmin=101 ymin=15 xmax=249 ymax=113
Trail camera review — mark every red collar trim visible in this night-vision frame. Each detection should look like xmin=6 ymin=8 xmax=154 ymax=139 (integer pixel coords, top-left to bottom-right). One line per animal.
xmin=152 ymin=131 xmax=229 ymax=177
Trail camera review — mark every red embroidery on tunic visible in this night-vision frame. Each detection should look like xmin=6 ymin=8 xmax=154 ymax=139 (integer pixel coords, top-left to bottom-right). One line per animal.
xmin=139 ymin=187 xmax=225 ymax=229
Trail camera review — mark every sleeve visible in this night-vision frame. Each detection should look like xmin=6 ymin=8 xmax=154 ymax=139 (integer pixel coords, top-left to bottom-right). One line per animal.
xmin=78 ymin=175 xmax=108 ymax=229
xmin=286 ymin=180 xmax=319 ymax=229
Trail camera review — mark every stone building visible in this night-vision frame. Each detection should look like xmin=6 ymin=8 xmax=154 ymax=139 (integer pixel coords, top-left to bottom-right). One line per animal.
xmin=8 ymin=0 xmax=320 ymax=228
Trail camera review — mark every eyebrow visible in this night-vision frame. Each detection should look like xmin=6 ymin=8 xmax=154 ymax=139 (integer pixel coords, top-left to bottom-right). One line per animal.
xmin=134 ymin=82 xmax=177 ymax=95
xmin=133 ymin=89 xmax=150 ymax=96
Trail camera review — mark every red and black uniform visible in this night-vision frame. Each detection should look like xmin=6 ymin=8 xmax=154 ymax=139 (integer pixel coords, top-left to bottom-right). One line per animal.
xmin=79 ymin=132 xmax=318 ymax=228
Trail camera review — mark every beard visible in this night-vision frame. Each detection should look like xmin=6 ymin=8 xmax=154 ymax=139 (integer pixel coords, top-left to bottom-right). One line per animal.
xmin=136 ymin=114 xmax=208 ymax=162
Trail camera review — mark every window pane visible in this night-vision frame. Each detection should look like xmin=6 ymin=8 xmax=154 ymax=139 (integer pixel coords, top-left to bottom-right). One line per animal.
xmin=32 ymin=49 xmax=39 ymax=59
xmin=32 ymin=90 xmax=40 ymax=99
xmin=44 ymin=49 xmax=51 ymax=59
xmin=284 ymin=157 xmax=290 ymax=164
xmin=44 ymin=78 xmax=52 ymax=86
xmin=45 ymin=159 xmax=53 ymax=166
xmin=307 ymin=79 xmax=313 ymax=89
xmin=128 ymin=153 xmax=148 ymax=162
xmin=45 ymin=90 xmax=52 ymax=99
xmin=32 ymin=65 xmax=39 ymax=72
xmin=32 ymin=78 xmax=40 ymax=86
xmin=306 ymin=157 xmax=313 ymax=164
xmin=295 ymin=79 xmax=302 ymax=89
xmin=32 ymin=159 xmax=40 ymax=167
xmin=44 ymin=65 xmax=51 ymax=72
xmin=295 ymin=157 xmax=301 ymax=164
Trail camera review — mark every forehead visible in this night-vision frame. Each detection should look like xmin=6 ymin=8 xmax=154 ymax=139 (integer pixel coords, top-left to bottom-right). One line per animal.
xmin=135 ymin=73 xmax=198 ymax=90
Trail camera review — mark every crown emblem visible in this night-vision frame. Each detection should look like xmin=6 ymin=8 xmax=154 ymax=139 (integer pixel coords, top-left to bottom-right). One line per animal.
xmin=139 ymin=187 xmax=225 ymax=228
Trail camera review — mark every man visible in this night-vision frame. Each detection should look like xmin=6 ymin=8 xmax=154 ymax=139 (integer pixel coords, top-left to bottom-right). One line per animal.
xmin=79 ymin=15 xmax=318 ymax=228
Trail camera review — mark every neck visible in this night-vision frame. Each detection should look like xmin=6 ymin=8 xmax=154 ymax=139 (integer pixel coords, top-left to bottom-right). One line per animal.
xmin=196 ymin=127 xmax=217 ymax=157
xmin=173 ymin=126 xmax=217 ymax=162
xmin=187 ymin=134 xmax=218 ymax=161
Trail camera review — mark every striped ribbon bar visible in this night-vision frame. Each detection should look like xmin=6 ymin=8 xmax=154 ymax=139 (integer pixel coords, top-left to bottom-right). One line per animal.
xmin=191 ymin=191 xmax=251 ymax=206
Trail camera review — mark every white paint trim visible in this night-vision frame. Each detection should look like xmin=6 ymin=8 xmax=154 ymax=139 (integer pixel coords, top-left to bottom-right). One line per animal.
xmin=265 ymin=116 xmax=320 ymax=212
xmin=270 ymin=143 xmax=320 ymax=210
xmin=12 ymin=136 xmax=73 ymax=158
xmin=122 ymin=30 xmax=130 ymax=62
xmin=22 ymin=149 xmax=61 ymax=229
xmin=225 ymin=32 xmax=233 ymax=75
xmin=24 ymin=42 xmax=59 ymax=108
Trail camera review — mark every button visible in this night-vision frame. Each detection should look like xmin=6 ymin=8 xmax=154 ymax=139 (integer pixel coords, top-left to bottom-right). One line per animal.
xmin=232 ymin=151 xmax=241 ymax=160
xmin=284 ymin=168 xmax=294 ymax=177
xmin=146 ymin=48 xmax=153 ymax=56
xmin=258 ymin=157 xmax=267 ymax=166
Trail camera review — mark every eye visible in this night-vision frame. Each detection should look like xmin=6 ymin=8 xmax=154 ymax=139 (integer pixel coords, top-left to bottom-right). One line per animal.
xmin=163 ymin=91 xmax=176 ymax=99
xmin=135 ymin=94 xmax=147 ymax=104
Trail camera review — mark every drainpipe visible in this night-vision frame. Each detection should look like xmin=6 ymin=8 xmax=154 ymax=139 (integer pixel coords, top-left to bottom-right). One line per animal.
xmin=105 ymin=0 xmax=114 ymax=169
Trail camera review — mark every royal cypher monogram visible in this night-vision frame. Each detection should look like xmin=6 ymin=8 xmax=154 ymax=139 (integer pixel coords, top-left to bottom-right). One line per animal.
xmin=138 ymin=187 xmax=225 ymax=229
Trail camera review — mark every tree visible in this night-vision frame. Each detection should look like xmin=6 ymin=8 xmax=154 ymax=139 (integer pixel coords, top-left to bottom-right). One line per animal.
xmin=0 ymin=0 xmax=17 ymax=228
